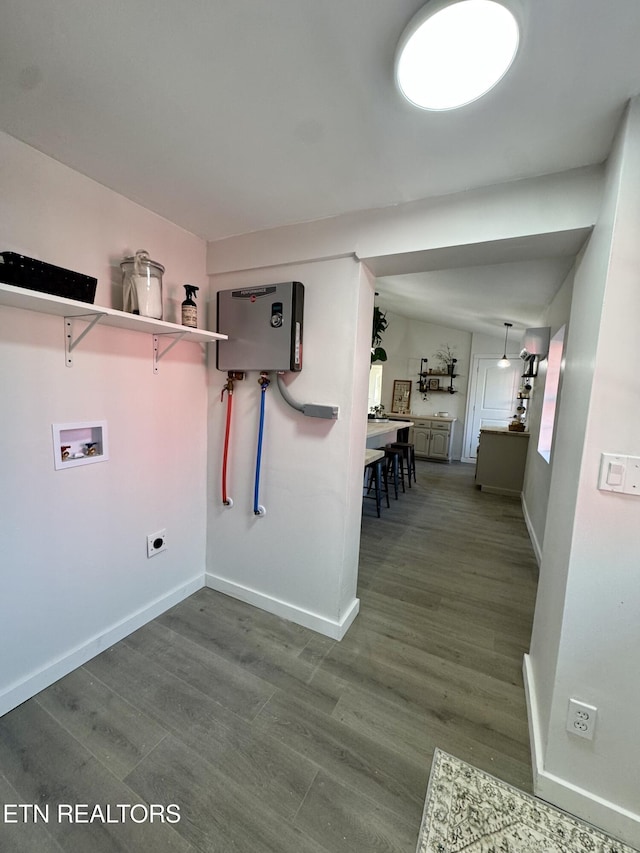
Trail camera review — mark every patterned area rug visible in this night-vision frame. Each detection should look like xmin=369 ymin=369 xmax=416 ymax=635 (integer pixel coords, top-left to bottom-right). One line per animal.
xmin=417 ymin=750 xmax=637 ymax=853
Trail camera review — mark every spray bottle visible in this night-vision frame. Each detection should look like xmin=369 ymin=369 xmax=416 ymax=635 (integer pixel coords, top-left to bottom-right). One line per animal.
xmin=181 ymin=285 xmax=199 ymax=328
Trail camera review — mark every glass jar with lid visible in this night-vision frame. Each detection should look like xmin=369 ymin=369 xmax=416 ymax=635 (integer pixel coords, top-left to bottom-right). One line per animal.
xmin=120 ymin=249 xmax=164 ymax=319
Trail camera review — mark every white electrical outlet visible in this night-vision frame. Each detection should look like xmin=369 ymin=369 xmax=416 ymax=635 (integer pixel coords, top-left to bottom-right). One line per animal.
xmin=566 ymin=698 xmax=597 ymax=740
xmin=147 ymin=529 xmax=167 ymax=557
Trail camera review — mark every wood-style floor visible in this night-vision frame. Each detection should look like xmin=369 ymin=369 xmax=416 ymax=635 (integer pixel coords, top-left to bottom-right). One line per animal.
xmin=0 ymin=460 xmax=538 ymax=853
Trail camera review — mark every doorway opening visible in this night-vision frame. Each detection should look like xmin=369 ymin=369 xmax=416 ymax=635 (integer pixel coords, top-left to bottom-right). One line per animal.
xmin=462 ymin=355 xmax=520 ymax=462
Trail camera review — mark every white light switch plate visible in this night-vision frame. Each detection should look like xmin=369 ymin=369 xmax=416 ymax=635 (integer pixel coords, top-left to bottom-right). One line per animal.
xmin=624 ymin=456 xmax=640 ymax=495
xmin=599 ymin=453 xmax=640 ymax=495
xmin=599 ymin=454 xmax=625 ymax=492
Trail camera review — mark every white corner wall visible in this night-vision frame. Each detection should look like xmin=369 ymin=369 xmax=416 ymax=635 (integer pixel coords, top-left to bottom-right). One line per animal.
xmin=520 ymin=265 xmax=576 ymax=562
xmin=205 ymin=256 xmax=372 ymax=638
xmin=525 ymin=100 xmax=640 ymax=848
xmin=0 ymin=132 xmax=210 ymax=715
xmin=203 ymin=168 xmax=604 ymax=645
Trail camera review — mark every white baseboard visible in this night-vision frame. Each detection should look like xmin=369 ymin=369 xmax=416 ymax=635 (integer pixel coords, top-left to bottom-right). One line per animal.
xmin=205 ymin=572 xmax=359 ymax=640
xmin=480 ymin=484 xmax=521 ymax=496
xmin=0 ymin=574 xmax=204 ymax=718
xmin=523 ymin=654 xmax=640 ymax=849
xmin=521 ymin=494 xmax=542 ymax=566
xmin=522 ymin=653 xmax=544 ymax=789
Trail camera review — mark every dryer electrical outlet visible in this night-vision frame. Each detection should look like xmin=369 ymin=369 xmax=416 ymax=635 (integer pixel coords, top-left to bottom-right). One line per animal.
xmin=216 ymin=281 xmax=304 ymax=372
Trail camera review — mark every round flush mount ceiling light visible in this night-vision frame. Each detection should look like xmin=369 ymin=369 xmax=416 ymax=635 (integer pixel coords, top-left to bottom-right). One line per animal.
xmin=395 ymin=0 xmax=520 ymax=111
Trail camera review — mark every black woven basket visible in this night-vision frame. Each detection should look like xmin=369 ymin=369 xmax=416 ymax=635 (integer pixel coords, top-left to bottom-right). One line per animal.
xmin=0 ymin=252 xmax=97 ymax=304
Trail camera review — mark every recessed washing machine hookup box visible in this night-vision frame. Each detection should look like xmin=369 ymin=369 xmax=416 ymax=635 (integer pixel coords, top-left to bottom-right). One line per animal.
xmin=52 ymin=421 xmax=108 ymax=470
xmin=216 ymin=281 xmax=304 ymax=372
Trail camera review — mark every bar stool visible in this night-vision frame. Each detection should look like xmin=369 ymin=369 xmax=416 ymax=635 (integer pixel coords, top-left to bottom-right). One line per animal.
xmin=390 ymin=441 xmax=416 ymax=487
xmin=363 ymin=449 xmax=390 ymax=517
xmin=382 ymin=444 xmax=405 ymax=499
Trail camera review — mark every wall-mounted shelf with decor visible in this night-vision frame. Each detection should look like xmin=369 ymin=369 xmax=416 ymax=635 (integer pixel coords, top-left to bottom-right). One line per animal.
xmin=512 ymin=377 xmax=534 ymax=426
xmin=417 ymin=355 xmax=459 ymax=396
xmin=425 ymin=372 xmax=458 ymax=393
xmin=417 ymin=357 xmax=431 ymax=393
xmin=0 ymin=281 xmax=227 ymax=372
xmin=417 ymin=360 xmax=459 ymax=395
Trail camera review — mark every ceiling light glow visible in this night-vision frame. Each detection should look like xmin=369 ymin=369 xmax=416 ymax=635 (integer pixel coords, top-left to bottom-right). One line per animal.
xmin=395 ymin=0 xmax=519 ymax=111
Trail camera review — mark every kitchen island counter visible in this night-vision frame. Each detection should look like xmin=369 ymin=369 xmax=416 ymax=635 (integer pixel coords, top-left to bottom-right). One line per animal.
xmin=386 ymin=412 xmax=456 ymax=423
xmin=476 ymin=427 xmax=530 ymax=495
xmin=366 ymin=419 xmax=413 ymax=448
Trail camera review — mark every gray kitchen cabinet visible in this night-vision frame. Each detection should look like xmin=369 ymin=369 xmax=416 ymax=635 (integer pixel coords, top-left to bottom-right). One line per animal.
xmin=475 ymin=427 xmax=530 ymax=495
xmin=412 ymin=424 xmax=430 ymax=456
xmin=410 ymin=417 xmax=456 ymax=461
xmin=428 ymin=425 xmax=450 ymax=460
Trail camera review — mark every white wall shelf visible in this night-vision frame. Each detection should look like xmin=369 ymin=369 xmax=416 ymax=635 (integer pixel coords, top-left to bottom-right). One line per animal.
xmin=0 ymin=281 xmax=227 ymax=371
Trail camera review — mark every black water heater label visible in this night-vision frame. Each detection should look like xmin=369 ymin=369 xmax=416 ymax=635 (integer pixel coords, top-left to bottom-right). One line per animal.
xmin=230 ymin=286 xmax=277 ymax=299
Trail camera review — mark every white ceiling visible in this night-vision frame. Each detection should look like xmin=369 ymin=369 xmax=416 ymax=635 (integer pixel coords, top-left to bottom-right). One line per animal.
xmin=2 ymin=0 xmax=640 ymax=333
xmin=366 ymin=228 xmax=591 ymax=336
xmin=375 ymin=258 xmax=573 ymax=338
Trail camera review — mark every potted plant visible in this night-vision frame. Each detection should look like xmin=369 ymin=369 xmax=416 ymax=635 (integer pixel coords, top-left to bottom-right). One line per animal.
xmin=434 ymin=344 xmax=458 ymax=375
xmin=371 ymin=307 xmax=388 ymax=364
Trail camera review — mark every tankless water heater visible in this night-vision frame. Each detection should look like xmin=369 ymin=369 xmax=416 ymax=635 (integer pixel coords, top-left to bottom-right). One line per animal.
xmin=216 ymin=281 xmax=304 ymax=371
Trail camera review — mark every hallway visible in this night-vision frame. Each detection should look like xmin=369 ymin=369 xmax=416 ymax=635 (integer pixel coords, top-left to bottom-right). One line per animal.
xmin=358 ymin=458 xmax=537 ymax=791
xmin=0 ymin=461 xmax=538 ymax=853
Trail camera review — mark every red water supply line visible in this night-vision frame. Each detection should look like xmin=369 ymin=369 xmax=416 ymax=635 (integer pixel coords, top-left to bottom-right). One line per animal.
xmin=221 ymin=378 xmax=234 ymax=507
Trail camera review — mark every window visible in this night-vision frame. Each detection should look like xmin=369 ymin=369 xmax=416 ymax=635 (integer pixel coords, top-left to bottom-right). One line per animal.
xmin=368 ymin=364 xmax=383 ymax=412
xmin=538 ymin=325 xmax=565 ymax=463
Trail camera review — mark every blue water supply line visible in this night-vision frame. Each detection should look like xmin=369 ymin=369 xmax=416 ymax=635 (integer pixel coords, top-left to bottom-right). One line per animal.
xmin=254 ymin=373 xmax=270 ymax=516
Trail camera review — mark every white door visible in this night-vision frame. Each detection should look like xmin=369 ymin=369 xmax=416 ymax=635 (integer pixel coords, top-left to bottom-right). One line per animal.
xmin=464 ymin=357 xmax=520 ymax=459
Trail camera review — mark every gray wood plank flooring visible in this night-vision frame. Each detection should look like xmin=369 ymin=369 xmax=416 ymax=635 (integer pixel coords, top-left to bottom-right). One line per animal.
xmin=0 ymin=460 xmax=538 ymax=852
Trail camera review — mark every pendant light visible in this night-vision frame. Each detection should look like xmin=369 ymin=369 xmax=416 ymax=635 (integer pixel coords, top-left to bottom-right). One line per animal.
xmin=497 ymin=322 xmax=512 ymax=367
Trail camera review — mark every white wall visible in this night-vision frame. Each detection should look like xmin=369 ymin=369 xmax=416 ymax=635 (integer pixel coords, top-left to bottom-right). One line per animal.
xmin=0 ymin=132 xmax=209 ymax=715
xmin=205 ymin=256 xmax=371 ymax=638
xmin=469 ymin=331 xmax=509 ymax=356
xmin=525 ymin=100 xmax=640 ymax=847
xmin=207 ymin=167 xmax=603 ymax=274
xmin=521 ymin=266 xmax=575 ymax=562
xmin=379 ymin=311 xmax=471 ymax=459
